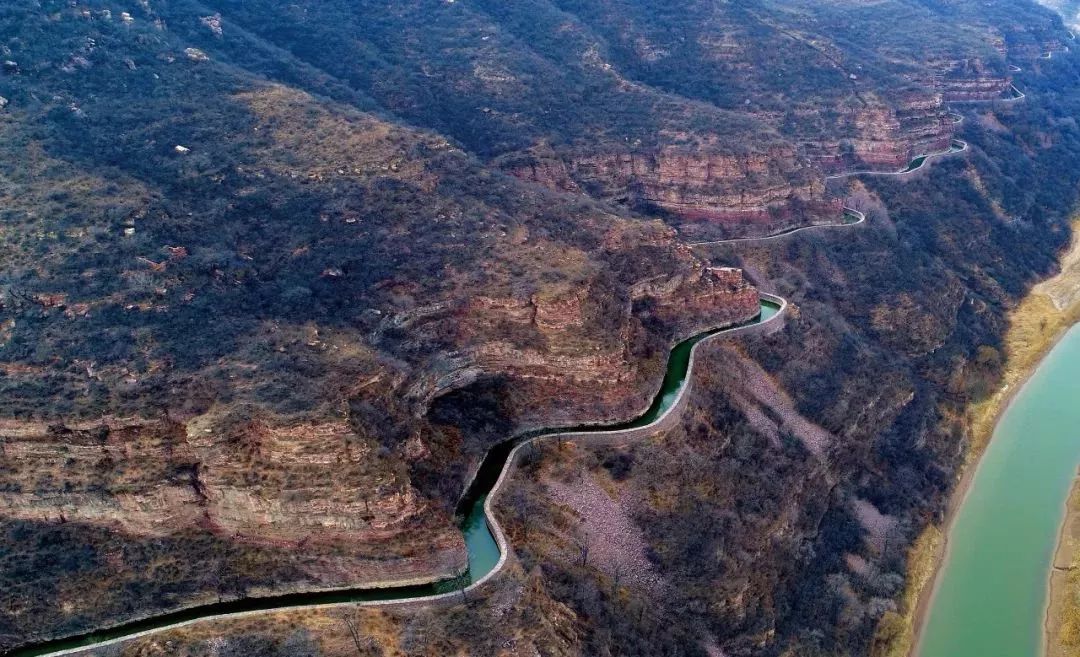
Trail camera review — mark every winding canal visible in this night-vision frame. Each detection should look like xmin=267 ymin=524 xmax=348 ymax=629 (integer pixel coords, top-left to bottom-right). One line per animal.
xmin=917 ymin=325 xmax=1080 ymax=657
xmin=825 ymin=140 xmax=967 ymax=180
xmin=4 ymin=24 xmax=1074 ymax=657
xmin=687 ymin=207 xmax=865 ymax=246
xmin=9 ymin=300 xmax=784 ymax=657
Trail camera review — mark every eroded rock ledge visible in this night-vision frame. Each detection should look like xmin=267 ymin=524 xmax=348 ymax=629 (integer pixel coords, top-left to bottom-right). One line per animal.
xmin=0 ymin=417 xmax=466 ymax=584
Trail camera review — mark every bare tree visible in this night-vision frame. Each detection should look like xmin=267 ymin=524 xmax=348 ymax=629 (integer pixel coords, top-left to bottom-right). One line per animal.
xmin=609 ymin=552 xmax=628 ymax=595
xmin=612 ymin=560 xmax=624 ymax=593
xmin=574 ymin=527 xmax=590 ymax=567
xmin=459 ymin=575 xmax=469 ymax=603
xmin=341 ymin=611 xmax=378 ymax=657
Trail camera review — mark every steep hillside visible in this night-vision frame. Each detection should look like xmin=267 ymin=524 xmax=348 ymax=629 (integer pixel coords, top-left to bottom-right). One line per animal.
xmin=0 ymin=1 xmax=761 ymax=648
xmin=3 ymin=0 xmax=1080 ymax=655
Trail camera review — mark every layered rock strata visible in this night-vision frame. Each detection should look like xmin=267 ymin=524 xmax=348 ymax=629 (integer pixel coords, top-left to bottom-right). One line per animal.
xmin=806 ymin=93 xmax=954 ymax=173
xmin=507 ymin=143 xmax=821 ymax=221
xmin=0 ymin=418 xmax=467 ymax=586
xmin=918 ymin=58 xmax=1012 ymax=102
xmin=405 ymin=263 xmax=761 ymax=429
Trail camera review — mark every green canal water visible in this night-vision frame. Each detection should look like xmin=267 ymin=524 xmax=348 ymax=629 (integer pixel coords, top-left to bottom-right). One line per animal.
xmin=902 ymin=141 xmax=967 ymax=173
xmin=918 ymin=324 xmax=1080 ymax=657
xmin=11 ymin=300 xmax=780 ymax=657
xmin=457 ymin=298 xmax=781 ymax=584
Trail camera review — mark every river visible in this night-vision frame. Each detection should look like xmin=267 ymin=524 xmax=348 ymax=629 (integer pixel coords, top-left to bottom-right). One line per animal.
xmin=918 ymin=324 xmax=1080 ymax=657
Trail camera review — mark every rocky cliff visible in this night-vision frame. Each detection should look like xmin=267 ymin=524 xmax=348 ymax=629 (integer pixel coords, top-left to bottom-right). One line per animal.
xmin=506 ymin=141 xmax=824 ymax=228
xmin=0 ymin=417 xmax=466 ymax=582
xmin=402 ymin=253 xmax=762 ymax=431
xmin=939 ymin=75 xmax=1013 ymax=102
xmin=918 ymin=57 xmax=1013 ymax=102
xmin=806 ymin=93 xmax=955 ymax=172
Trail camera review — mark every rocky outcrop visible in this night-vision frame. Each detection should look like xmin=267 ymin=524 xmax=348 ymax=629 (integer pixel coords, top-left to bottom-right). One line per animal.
xmin=400 ymin=262 xmax=761 ymax=432
xmin=463 ymin=267 xmax=759 ymax=385
xmin=641 ymin=266 xmax=761 ymax=332
xmin=918 ymin=57 xmax=1012 ymax=102
xmin=939 ymin=76 xmax=1012 ymax=101
xmin=0 ymin=418 xmax=467 ymax=585
xmin=674 ymin=197 xmax=846 ymax=242
xmin=806 ymin=93 xmax=954 ymax=172
xmin=506 ymin=142 xmax=821 ymax=221
xmin=1008 ymin=38 xmax=1070 ymax=59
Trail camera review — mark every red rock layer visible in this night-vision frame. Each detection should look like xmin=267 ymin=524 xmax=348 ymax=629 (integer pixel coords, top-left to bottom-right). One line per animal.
xmin=508 ymin=144 xmax=821 ymax=219
xmin=939 ymin=76 xmax=1012 ymax=101
xmin=401 ymin=259 xmax=761 ymax=429
xmin=920 ymin=57 xmax=1011 ymax=102
xmin=0 ymin=418 xmax=467 ymax=586
xmin=674 ymin=198 xmax=845 ymax=242
xmin=806 ymin=92 xmax=954 ymax=172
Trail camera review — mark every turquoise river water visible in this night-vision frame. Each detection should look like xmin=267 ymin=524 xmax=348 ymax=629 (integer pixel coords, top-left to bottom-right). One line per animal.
xmin=919 ymin=324 xmax=1080 ymax=657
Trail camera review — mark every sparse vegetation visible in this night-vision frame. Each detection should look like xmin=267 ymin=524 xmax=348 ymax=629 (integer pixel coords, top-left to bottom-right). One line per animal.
xmin=4 ymin=0 xmax=1080 ymax=655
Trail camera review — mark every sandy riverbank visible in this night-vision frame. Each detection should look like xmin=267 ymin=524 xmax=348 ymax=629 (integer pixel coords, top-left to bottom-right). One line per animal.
xmin=880 ymin=219 xmax=1080 ymax=657
xmin=1047 ymin=477 xmax=1080 ymax=657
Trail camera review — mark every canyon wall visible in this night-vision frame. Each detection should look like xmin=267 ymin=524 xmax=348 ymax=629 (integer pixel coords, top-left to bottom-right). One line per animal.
xmin=806 ymin=93 xmax=955 ymax=172
xmin=404 ymin=261 xmax=762 ymax=430
xmin=0 ymin=418 xmax=467 ymax=587
xmin=508 ymin=143 xmax=822 ymax=217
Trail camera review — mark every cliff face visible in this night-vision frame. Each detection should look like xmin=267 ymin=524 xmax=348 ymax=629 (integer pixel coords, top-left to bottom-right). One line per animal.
xmin=0 ymin=415 xmax=468 ymax=651
xmin=512 ymin=147 xmax=821 ymax=211
xmin=916 ymin=57 xmax=1013 ymax=101
xmin=0 ymin=417 xmax=466 ymax=579
xmin=638 ymin=266 xmax=761 ymax=327
xmin=939 ymin=76 xmax=1013 ymax=101
xmin=509 ymin=143 xmax=827 ymax=237
xmin=404 ymin=255 xmax=761 ymax=430
xmin=465 ymin=267 xmax=759 ymax=396
xmin=806 ymin=93 xmax=955 ymax=172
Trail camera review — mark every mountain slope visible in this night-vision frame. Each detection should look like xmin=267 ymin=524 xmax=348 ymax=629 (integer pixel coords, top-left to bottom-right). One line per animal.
xmin=2 ymin=0 xmax=1080 ymax=655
